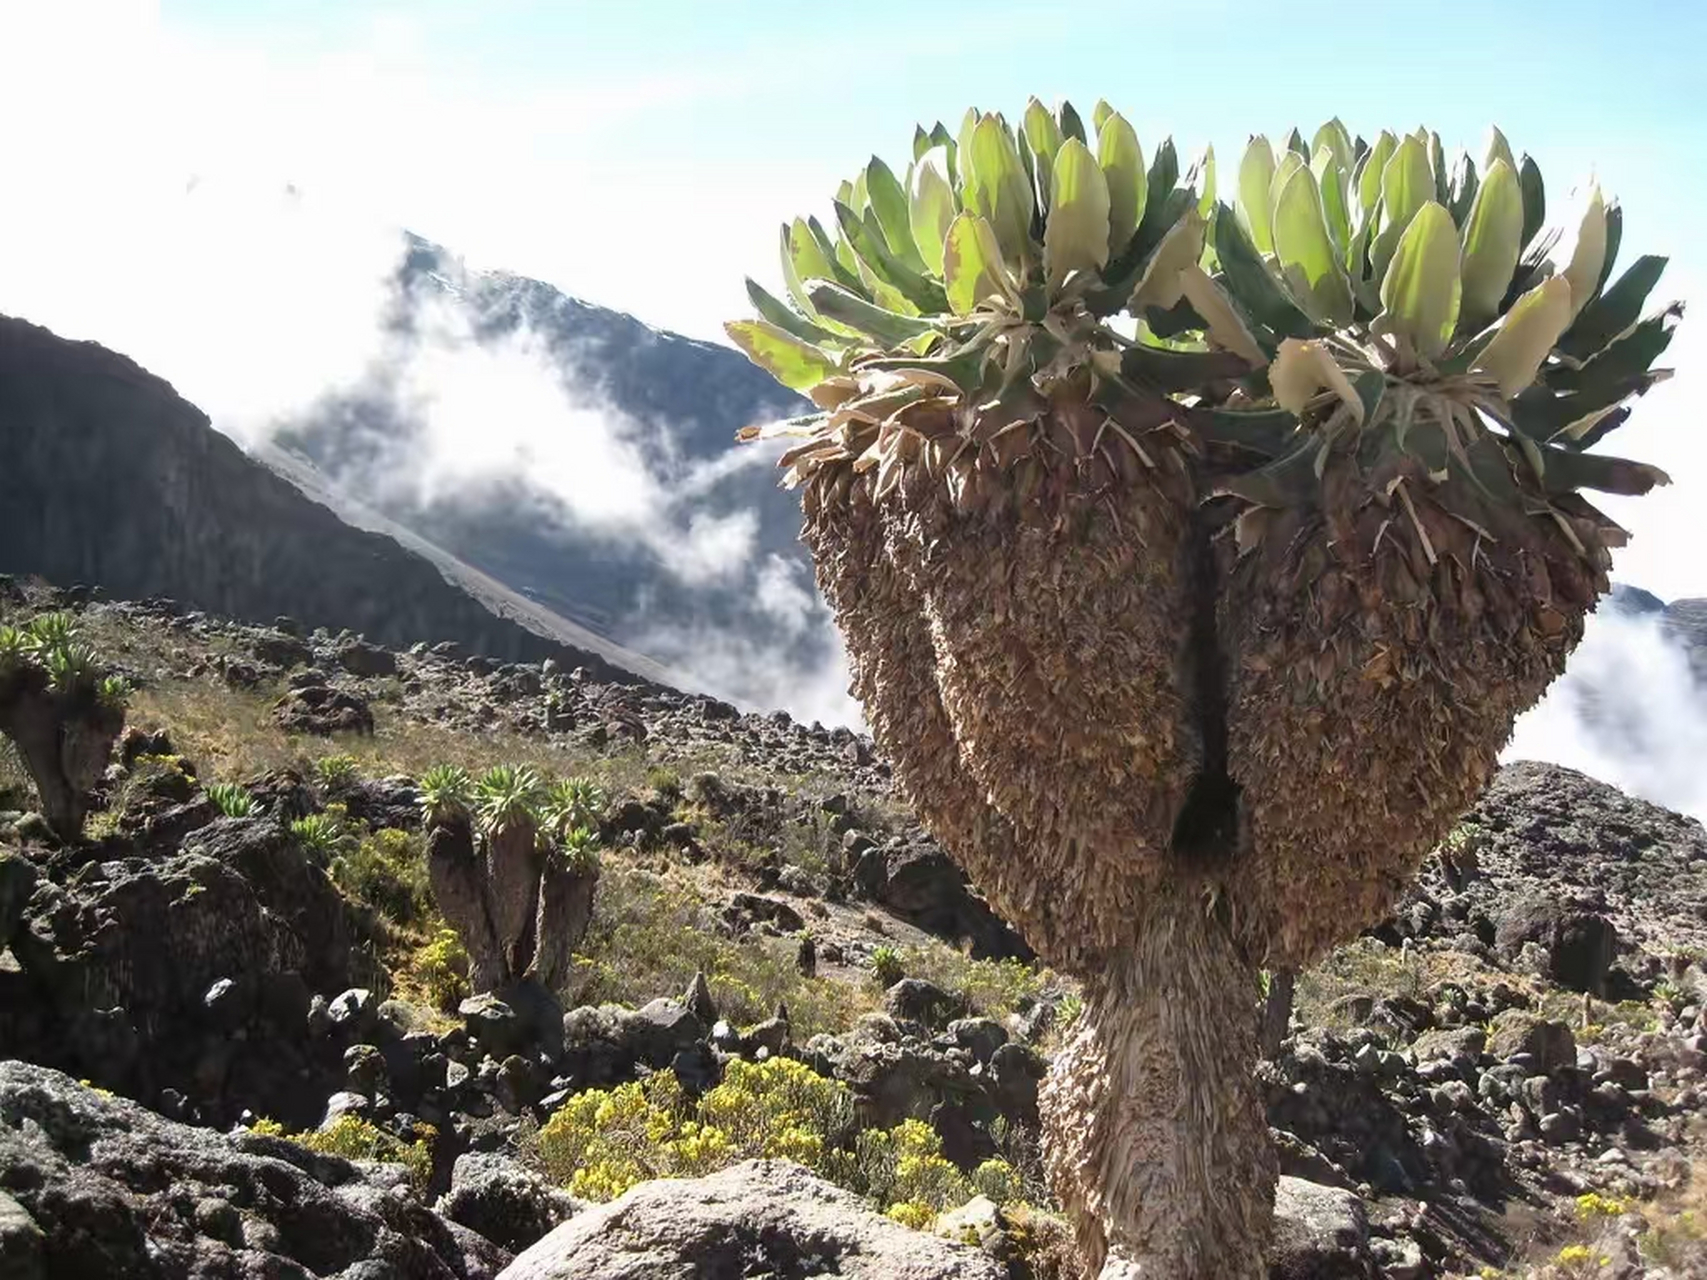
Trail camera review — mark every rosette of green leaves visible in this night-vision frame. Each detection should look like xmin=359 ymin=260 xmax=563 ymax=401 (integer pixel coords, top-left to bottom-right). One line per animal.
xmin=1207 ymin=122 xmax=1678 ymax=513
xmin=725 ymin=99 xmax=1229 ymax=497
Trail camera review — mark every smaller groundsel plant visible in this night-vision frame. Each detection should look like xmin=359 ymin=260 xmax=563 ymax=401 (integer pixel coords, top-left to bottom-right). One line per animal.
xmin=289 ymin=811 xmax=343 ymax=855
xmin=474 ymin=763 xmax=545 ymax=836
xmin=417 ymin=764 xmax=475 ymax=827
xmin=205 ymin=782 xmax=256 ymax=818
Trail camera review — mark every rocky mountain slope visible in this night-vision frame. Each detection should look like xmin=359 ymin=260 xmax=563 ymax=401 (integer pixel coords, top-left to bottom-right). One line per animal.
xmin=0 ymin=312 xmax=677 ymax=687
xmin=4 ymin=575 xmax=1707 ymax=1278
xmin=273 ymin=236 xmax=810 ymax=644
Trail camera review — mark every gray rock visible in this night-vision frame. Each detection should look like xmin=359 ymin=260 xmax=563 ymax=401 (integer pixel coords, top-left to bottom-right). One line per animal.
xmin=0 ymin=1190 xmax=45 ymax=1280
xmin=329 ymin=987 xmax=378 ymax=1034
xmin=462 ymin=994 xmax=530 ymax=1059
xmin=13 ymin=817 xmax=364 ymax=1045
xmin=251 ymin=630 xmax=312 ymax=668
xmin=336 ymin=638 xmax=398 ymax=678
xmin=438 ymin=1151 xmax=583 ymax=1254
xmin=883 ymin=978 xmax=966 ymax=1029
xmin=497 ymin=1159 xmax=1004 ymax=1279
xmin=1489 ymin=1011 xmax=1577 ymax=1073
xmin=1267 ymin=1176 xmax=1373 ymax=1279
xmin=273 ymin=684 xmax=375 ymax=735
xmin=1495 ymin=894 xmax=1617 ymax=995
xmin=0 ymin=1061 xmax=506 ymax=1279
xmin=947 ymin=1017 xmax=1008 ymax=1065
xmin=0 ymin=849 xmax=38 ymax=952
xmin=321 ymin=1090 xmax=372 ymax=1127
xmin=617 ymin=998 xmax=704 ymax=1067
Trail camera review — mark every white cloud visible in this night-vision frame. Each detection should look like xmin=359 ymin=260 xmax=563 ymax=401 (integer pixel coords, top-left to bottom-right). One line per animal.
xmin=1505 ymin=608 xmax=1707 ymax=823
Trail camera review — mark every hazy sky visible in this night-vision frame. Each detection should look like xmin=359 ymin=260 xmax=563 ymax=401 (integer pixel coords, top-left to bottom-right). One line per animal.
xmin=0 ymin=0 xmax=1701 ymax=598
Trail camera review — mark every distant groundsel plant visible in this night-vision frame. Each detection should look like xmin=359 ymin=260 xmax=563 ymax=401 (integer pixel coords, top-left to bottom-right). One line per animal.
xmin=421 ymin=762 xmax=601 ymax=996
xmin=0 ymin=611 xmax=130 ymax=840
xmin=727 ymin=99 xmax=1682 ymax=1277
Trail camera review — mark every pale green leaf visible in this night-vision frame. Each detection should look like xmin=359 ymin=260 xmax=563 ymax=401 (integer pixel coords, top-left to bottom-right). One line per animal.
xmin=1268 ymin=151 xmax=1304 ymax=224
xmin=1272 ymin=165 xmax=1353 ymax=325
xmin=1045 ymin=138 xmax=1111 ymax=288
xmin=1562 ymin=185 xmax=1608 ymax=318
xmin=865 ymin=156 xmax=924 ymax=271
xmin=1022 ymin=97 xmax=1064 ymax=206
xmin=1357 ymin=130 xmax=1398 ymax=220
xmin=1270 ymin=337 xmax=1364 ymax=420
xmin=908 ymin=150 xmax=955 ymax=277
xmin=1092 ymin=99 xmax=1115 ymax=134
xmin=782 ymin=219 xmax=836 ymax=317
xmin=1484 ymin=126 xmax=1516 ymax=175
xmin=1179 ymin=265 xmax=1267 ymax=366
xmin=1311 ymin=147 xmax=1352 ymax=258
xmin=1237 ymin=135 xmax=1277 ymax=254
xmin=1129 ymin=208 xmax=1207 ymax=313
xmin=724 ymin=320 xmax=839 ymax=391
xmin=943 ymin=212 xmax=1009 ymax=315
xmin=956 ymin=108 xmax=981 ymax=198
xmin=1372 ymin=135 xmax=1434 ymax=279
xmin=1379 ymin=201 xmax=1462 ymax=360
xmin=1472 ymin=275 xmax=1573 ymax=396
xmin=1458 ymin=158 xmax=1524 ymax=323
xmin=1097 ymin=110 xmax=1147 ymax=257
xmin=1311 ymin=118 xmax=1353 ymax=174
xmin=966 ymin=115 xmax=1035 ymax=265
xmin=1196 ymin=145 xmax=1218 ymax=218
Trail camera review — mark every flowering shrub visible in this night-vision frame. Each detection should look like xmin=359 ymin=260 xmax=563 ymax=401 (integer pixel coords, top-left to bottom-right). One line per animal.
xmin=532 ymin=1056 xmax=1005 ymax=1228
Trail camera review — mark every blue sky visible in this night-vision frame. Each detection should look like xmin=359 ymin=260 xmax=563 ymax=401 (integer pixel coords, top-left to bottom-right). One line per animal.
xmin=1 ymin=0 xmax=1702 ymax=595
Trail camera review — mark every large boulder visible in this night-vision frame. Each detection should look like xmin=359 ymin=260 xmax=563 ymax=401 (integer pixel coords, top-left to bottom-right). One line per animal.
xmin=497 ymin=1159 xmax=1005 ymax=1279
xmin=0 ymin=1061 xmax=507 ymax=1279
xmin=1494 ymin=893 xmax=1617 ymax=995
xmin=438 ymin=1152 xmax=583 ymax=1255
xmin=1267 ymin=1176 xmax=1373 ymax=1279
xmin=14 ymin=817 xmax=363 ymax=1037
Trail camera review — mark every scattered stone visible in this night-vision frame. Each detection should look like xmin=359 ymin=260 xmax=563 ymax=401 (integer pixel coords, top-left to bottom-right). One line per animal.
xmin=273 ymin=685 xmax=374 ymax=735
xmin=499 ymin=1159 xmax=1004 ymax=1279
xmin=1268 ymin=1176 xmax=1372 ymax=1279
xmin=438 ymin=1151 xmax=583 ymax=1255
xmin=336 ymin=638 xmax=398 ymax=678
xmin=1488 ymin=1011 xmax=1578 ymax=1074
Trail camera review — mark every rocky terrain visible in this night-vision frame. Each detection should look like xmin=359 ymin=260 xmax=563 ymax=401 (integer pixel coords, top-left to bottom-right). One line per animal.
xmin=3 ymin=573 xmax=1707 ymax=1278
xmin=0 ymin=312 xmax=675 ymax=686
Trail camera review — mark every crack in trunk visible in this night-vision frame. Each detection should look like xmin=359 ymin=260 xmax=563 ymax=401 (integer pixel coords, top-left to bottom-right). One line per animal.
xmin=1170 ymin=503 xmax=1241 ymax=866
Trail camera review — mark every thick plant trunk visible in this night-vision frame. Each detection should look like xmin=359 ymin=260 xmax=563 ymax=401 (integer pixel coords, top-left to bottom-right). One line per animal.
xmin=426 ymin=822 xmax=507 ymax=993
xmin=0 ymin=679 xmax=123 ymax=842
xmin=530 ymin=858 xmax=597 ymax=993
xmin=1041 ymin=886 xmax=1276 ymax=1278
xmin=1261 ymin=968 xmax=1296 ymax=1059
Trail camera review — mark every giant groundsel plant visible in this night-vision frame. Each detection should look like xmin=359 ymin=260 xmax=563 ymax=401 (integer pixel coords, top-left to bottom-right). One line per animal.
xmin=728 ymin=104 xmax=1680 ymax=1278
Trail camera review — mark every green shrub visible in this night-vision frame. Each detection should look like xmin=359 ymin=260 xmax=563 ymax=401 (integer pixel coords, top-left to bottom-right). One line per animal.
xmin=871 ymin=945 xmax=904 ymax=988
xmin=289 ymin=1114 xmax=432 ymax=1191
xmin=205 ymin=782 xmax=255 ymax=818
xmin=567 ymin=864 xmax=868 ymax=1037
xmin=971 ymin=1157 xmax=1024 ymax=1205
xmin=418 ymin=764 xmax=474 ymax=827
xmin=531 ymin=1056 xmax=968 ymax=1226
xmin=331 ymin=827 xmax=430 ymax=925
xmin=413 ymin=927 xmax=470 ymax=1011
xmin=314 ymin=754 xmax=360 ymax=791
xmin=645 ymin=766 xmax=683 ymax=805
xmin=290 ymin=812 xmax=344 ymax=856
